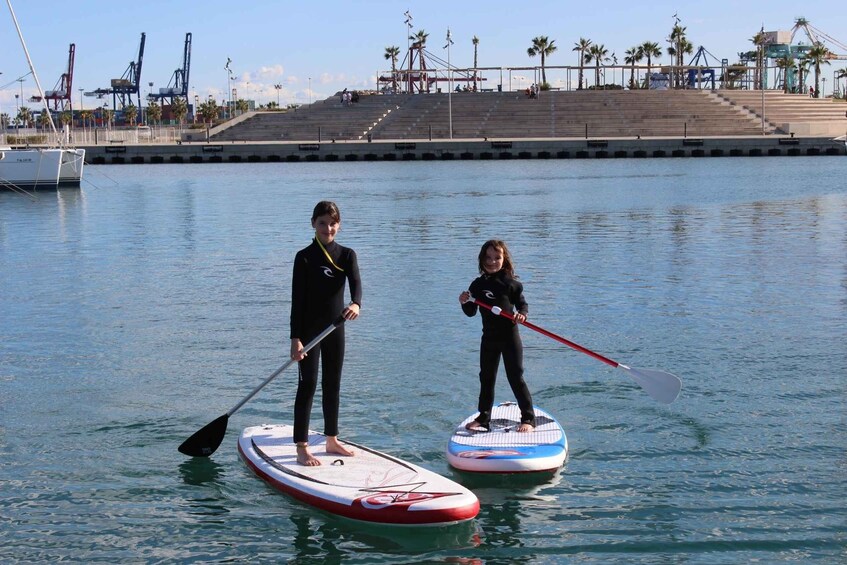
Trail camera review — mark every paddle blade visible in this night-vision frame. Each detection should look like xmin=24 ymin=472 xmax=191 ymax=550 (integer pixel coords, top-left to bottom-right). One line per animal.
xmin=619 ymin=365 xmax=682 ymax=404
xmin=178 ymin=414 xmax=229 ymax=457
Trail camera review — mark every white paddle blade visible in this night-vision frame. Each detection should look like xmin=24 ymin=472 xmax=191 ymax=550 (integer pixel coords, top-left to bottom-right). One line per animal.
xmin=618 ymin=365 xmax=682 ymax=404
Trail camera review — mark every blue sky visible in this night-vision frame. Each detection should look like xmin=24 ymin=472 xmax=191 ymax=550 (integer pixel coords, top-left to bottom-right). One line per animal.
xmin=3 ymin=0 xmax=847 ymax=113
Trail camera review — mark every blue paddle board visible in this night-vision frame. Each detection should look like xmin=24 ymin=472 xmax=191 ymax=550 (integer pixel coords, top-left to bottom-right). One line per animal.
xmin=447 ymin=402 xmax=568 ymax=473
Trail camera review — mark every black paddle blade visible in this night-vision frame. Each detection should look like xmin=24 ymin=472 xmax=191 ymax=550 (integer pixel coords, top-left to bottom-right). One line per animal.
xmin=178 ymin=414 xmax=229 ymax=457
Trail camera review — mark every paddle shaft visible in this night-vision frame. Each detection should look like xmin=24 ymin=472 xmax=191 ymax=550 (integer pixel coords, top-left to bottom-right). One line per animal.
xmin=179 ymin=315 xmax=348 ymax=456
xmin=469 ymin=298 xmax=681 ymax=404
xmin=227 ymin=316 xmax=345 ymax=416
xmin=472 ymin=299 xmax=620 ymax=369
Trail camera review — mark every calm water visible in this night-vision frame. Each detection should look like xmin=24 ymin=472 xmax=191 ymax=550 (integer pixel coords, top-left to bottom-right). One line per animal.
xmin=1 ymin=158 xmax=845 ymax=564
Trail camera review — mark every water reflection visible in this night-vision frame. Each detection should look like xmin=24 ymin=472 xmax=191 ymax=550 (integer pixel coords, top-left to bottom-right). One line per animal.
xmin=179 ymin=457 xmax=224 ymax=486
xmin=289 ymin=508 xmax=481 ymax=558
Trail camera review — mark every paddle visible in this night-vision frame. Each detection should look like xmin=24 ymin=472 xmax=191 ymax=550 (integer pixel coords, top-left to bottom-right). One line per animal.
xmin=178 ymin=315 xmax=346 ymax=457
xmin=470 ymin=298 xmax=681 ymax=404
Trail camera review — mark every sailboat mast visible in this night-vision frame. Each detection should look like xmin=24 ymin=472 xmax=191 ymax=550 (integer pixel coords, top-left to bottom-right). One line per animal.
xmin=6 ymin=0 xmax=61 ymax=143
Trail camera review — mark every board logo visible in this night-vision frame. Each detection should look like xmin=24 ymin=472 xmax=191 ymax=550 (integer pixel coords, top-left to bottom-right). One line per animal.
xmin=458 ymin=449 xmax=524 ymax=459
xmin=355 ymin=491 xmax=453 ymax=510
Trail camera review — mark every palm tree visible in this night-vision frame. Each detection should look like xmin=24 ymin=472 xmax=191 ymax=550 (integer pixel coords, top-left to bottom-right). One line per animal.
xmin=384 ymin=45 xmax=400 ymax=93
xmin=804 ymin=43 xmax=831 ymax=98
xmin=79 ymin=110 xmax=93 ymax=129
xmin=1 ymin=113 xmax=11 ymax=129
xmin=775 ymin=55 xmax=796 ymax=93
xmin=39 ymin=109 xmax=52 ymax=131
xmin=624 ymin=46 xmax=643 ymax=89
xmin=124 ymin=104 xmax=138 ymax=126
xmin=146 ymin=101 xmax=161 ymax=125
xmin=199 ymin=99 xmax=219 ymax=124
xmin=16 ymin=106 xmax=32 ymax=128
xmin=796 ymin=57 xmax=809 ymax=93
xmin=749 ymin=30 xmax=767 ymax=90
xmin=410 ymin=29 xmax=429 ymax=91
xmin=100 ymin=107 xmax=113 ymax=128
xmin=640 ymin=41 xmax=662 ymax=88
xmin=59 ymin=112 xmax=72 ymax=127
xmin=472 ymin=35 xmax=480 ymax=89
xmin=836 ymin=68 xmax=847 ymax=98
xmin=172 ymin=97 xmax=188 ymax=127
xmin=667 ymin=24 xmax=692 ymax=88
xmin=584 ymin=44 xmax=610 ymax=88
xmin=573 ymin=37 xmax=591 ymax=89
xmin=527 ymin=35 xmax=557 ymax=87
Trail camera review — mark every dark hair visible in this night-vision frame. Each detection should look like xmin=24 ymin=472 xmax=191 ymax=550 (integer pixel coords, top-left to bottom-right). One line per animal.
xmin=478 ymin=239 xmax=517 ymax=278
xmin=311 ymin=201 xmax=341 ymax=223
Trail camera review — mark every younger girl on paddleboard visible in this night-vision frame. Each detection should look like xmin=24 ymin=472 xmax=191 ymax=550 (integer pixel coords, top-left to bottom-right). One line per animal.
xmin=459 ymin=240 xmax=535 ymax=433
xmin=290 ymin=201 xmax=362 ymax=465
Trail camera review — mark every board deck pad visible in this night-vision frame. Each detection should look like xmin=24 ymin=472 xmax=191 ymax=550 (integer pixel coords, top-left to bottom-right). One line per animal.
xmin=447 ymin=402 xmax=568 ymax=473
xmin=239 ymin=424 xmax=479 ymax=525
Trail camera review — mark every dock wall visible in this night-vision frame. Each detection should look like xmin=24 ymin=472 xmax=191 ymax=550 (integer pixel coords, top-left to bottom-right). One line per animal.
xmin=83 ymin=136 xmax=846 ymax=165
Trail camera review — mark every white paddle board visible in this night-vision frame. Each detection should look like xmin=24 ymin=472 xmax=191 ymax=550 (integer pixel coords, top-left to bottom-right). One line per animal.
xmin=447 ymin=402 xmax=568 ymax=473
xmin=238 ymin=424 xmax=479 ymax=525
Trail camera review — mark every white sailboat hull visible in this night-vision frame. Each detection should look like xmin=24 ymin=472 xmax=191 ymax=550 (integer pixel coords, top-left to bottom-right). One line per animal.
xmin=59 ymin=148 xmax=85 ymax=186
xmin=0 ymin=147 xmax=63 ymax=190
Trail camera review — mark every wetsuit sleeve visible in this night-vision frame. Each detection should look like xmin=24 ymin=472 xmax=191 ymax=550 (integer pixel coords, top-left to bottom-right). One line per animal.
xmin=290 ymin=252 xmax=306 ymax=339
xmin=512 ymin=280 xmax=528 ymax=316
xmin=346 ymin=249 xmax=362 ymax=307
xmin=462 ymin=279 xmax=479 ymax=317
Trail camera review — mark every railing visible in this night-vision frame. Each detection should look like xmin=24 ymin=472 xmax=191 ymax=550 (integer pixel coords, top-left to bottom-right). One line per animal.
xmin=1 ymin=126 xmax=182 ymax=146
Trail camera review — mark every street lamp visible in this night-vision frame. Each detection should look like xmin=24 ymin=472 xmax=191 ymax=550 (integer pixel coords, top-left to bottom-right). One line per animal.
xmin=274 ymin=84 xmax=282 ymax=107
xmin=308 ymin=77 xmax=312 ymax=106
xmin=147 ymin=81 xmax=153 ymax=124
xmin=16 ymin=78 xmax=24 ymax=133
xmin=444 ymin=27 xmax=454 ymax=139
xmin=225 ymin=57 xmax=233 ymax=119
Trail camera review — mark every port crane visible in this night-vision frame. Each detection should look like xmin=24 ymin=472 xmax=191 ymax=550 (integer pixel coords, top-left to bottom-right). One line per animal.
xmin=85 ymin=32 xmax=146 ymax=112
xmin=790 ymin=18 xmax=847 ymax=60
xmin=29 ymin=43 xmax=75 ymax=111
xmin=148 ymin=32 xmax=192 ymax=106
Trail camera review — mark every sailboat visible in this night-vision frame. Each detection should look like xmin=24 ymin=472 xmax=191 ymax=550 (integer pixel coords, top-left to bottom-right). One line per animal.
xmin=1 ymin=0 xmax=85 ymax=192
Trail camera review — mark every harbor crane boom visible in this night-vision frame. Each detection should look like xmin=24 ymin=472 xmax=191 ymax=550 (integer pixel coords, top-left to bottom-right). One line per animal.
xmin=149 ymin=32 xmax=192 ymax=106
xmin=85 ymin=32 xmax=146 ymax=114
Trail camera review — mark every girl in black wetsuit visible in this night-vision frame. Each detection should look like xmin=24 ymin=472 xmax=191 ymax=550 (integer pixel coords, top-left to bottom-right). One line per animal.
xmin=459 ymin=240 xmax=535 ymax=432
xmin=290 ymin=201 xmax=362 ymax=466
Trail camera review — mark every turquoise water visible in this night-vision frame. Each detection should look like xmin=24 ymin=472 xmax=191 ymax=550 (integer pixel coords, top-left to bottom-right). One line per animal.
xmin=1 ymin=158 xmax=845 ymax=563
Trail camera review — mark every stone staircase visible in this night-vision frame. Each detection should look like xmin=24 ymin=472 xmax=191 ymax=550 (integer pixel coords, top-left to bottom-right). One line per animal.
xmin=714 ymin=91 xmax=847 ymax=136
xmin=209 ymin=89 xmax=846 ymax=142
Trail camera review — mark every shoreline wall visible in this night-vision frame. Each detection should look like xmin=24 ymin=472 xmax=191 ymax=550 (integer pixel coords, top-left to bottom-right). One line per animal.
xmin=82 ymin=136 xmax=846 ymax=164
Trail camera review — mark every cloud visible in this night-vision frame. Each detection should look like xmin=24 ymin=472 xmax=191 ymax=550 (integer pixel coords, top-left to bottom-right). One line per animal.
xmin=257 ymin=65 xmax=285 ymax=79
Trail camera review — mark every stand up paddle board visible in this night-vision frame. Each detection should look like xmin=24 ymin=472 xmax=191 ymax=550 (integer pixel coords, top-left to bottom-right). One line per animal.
xmin=239 ymin=424 xmax=480 ymax=526
xmin=447 ymin=402 xmax=568 ymax=473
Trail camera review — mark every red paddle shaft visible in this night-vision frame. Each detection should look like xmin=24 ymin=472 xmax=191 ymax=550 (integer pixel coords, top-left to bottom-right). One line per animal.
xmin=472 ymin=298 xmax=620 ymax=368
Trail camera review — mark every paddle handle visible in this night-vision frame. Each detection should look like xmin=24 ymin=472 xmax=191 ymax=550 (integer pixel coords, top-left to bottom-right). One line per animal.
xmin=227 ymin=315 xmax=346 ymax=416
xmin=475 ymin=299 xmax=619 ymax=369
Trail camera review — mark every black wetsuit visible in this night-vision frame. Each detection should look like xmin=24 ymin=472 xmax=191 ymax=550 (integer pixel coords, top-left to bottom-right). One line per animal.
xmin=290 ymin=238 xmax=362 ymax=443
xmin=462 ymin=271 xmax=535 ymax=428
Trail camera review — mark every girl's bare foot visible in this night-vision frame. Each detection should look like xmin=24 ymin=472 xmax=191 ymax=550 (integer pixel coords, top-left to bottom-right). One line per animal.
xmin=517 ymin=423 xmax=534 ymax=433
xmin=465 ymin=420 xmax=487 ymax=432
xmin=296 ymin=444 xmax=321 ymax=466
xmin=326 ymin=436 xmax=354 ymax=457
